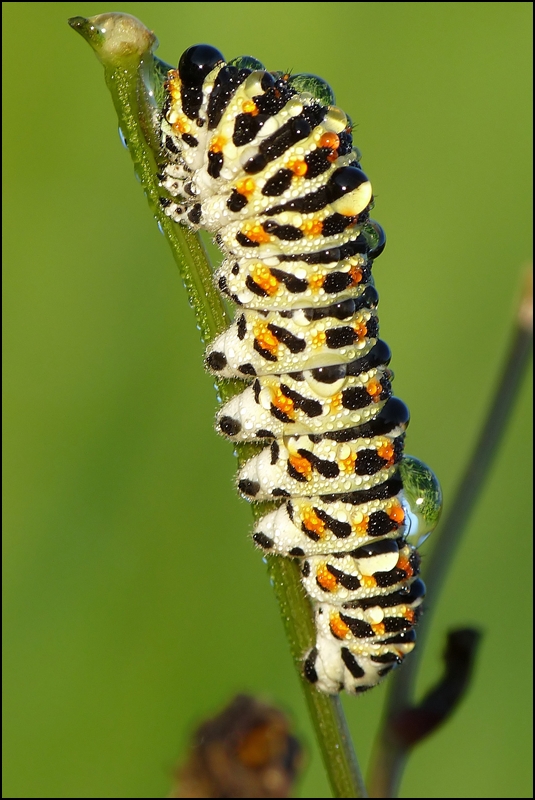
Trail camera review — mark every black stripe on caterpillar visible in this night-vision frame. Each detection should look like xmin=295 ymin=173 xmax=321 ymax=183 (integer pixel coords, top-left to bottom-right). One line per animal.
xmin=159 ymin=44 xmax=441 ymax=694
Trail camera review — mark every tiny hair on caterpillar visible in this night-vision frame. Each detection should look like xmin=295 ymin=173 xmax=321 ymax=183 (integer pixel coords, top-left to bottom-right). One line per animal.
xmin=159 ymin=44 xmax=442 ymax=694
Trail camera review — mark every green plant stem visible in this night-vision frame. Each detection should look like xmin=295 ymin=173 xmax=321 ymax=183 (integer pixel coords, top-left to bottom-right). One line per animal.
xmin=368 ymin=275 xmax=533 ymax=798
xmin=264 ymin=525 xmax=366 ymax=797
xmin=71 ymin=13 xmax=367 ymax=797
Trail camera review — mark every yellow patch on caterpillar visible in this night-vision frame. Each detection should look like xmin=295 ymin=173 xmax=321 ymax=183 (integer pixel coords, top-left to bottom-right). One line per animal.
xmin=338 ymin=449 xmax=357 ymax=474
xmin=310 ymin=330 xmax=327 ymax=348
xmin=329 ymin=392 xmax=343 ymax=412
xmin=351 ymin=515 xmax=369 ymax=536
xmin=165 ymin=69 xmax=180 ymax=100
xmin=308 ymin=274 xmax=325 ymax=291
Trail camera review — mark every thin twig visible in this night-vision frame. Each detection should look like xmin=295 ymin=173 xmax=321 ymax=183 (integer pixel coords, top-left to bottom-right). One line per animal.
xmin=70 ymin=13 xmax=367 ymax=797
xmin=368 ymin=267 xmax=533 ymax=798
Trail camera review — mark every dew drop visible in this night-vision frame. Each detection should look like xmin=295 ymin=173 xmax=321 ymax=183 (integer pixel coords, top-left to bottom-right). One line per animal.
xmin=362 ymin=220 xmax=386 ymax=259
xmin=399 ymin=455 xmax=442 ymax=546
xmin=157 ymin=220 xmax=164 ymax=236
xmin=288 ymin=73 xmax=335 ymax=106
xmin=118 ymin=127 xmax=128 ymax=149
xmin=228 ymin=55 xmax=265 ymax=71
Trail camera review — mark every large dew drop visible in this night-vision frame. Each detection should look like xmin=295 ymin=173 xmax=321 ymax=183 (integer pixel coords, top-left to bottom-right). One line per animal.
xmin=228 ymin=55 xmax=265 ymax=72
xmin=399 ymin=456 xmax=442 ymax=546
xmin=288 ymin=73 xmax=335 ymax=105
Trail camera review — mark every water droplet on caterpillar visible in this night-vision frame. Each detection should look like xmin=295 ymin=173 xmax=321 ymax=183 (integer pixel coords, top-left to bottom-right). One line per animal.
xmin=227 ymin=55 xmax=265 ymax=71
xmin=399 ymin=456 xmax=442 ymax=546
xmin=288 ymin=74 xmax=335 ymax=106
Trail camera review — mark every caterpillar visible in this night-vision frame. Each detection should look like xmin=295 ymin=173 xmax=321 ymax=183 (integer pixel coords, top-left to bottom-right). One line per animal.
xmin=158 ymin=44 xmax=441 ymax=694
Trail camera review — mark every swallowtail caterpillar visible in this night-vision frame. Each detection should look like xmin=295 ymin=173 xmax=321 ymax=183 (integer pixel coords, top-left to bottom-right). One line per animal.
xmin=159 ymin=44 xmax=442 ymax=694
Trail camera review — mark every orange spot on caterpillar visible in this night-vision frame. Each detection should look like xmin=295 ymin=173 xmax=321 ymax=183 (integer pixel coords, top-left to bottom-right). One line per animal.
xmin=302 ymin=507 xmax=326 ymax=536
xmin=388 ymin=505 xmax=405 ymax=524
xmin=404 ymin=608 xmax=415 ymax=623
xmin=371 ymin=622 xmax=386 ymax=636
xmin=301 ymin=218 xmax=323 ymax=237
xmin=271 ymin=387 xmax=295 ymax=417
xmin=316 ymin=564 xmax=338 ymax=592
xmin=288 ymin=454 xmax=313 ymax=479
xmin=254 ymin=323 xmax=279 ymax=355
xmin=366 ymin=379 xmax=382 ymax=397
xmin=397 ymin=555 xmax=414 ymax=578
xmin=242 ymin=99 xmax=259 ymax=116
xmin=320 ymin=132 xmax=340 ymax=150
xmin=251 ymin=265 xmax=279 ymax=296
xmin=377 ymin=441 xmax=395 ymax=463
xmin=243 ymin=225 xmax=272 ymax=244
xmin=287 ymin=158 xmax=308 ymax=177
xmin=172 ymin=118 xmax=191 ymax=135
xmin=329 ymin=613 xmax=351 ymax=640
xmin=360 ymin=575 xmax=377 ymax=589
xmin=319 ymin=132 xmax=340 ymax=162
xmin=236 ymin=178 xmax=256 ymax=196
xmin=210 ymin=136 xmax=226 ymax=153
xmin=349 ymin=265 xmax=363 ymax=285
xmin=339 ymin=453 xmax=357 ymax=474
xmin=353 ymin=321 xmax=368 ymax=340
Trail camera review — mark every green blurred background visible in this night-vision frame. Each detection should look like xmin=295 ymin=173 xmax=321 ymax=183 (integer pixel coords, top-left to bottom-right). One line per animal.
xmin=3 ymin=2 xmax=532 ymax=797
